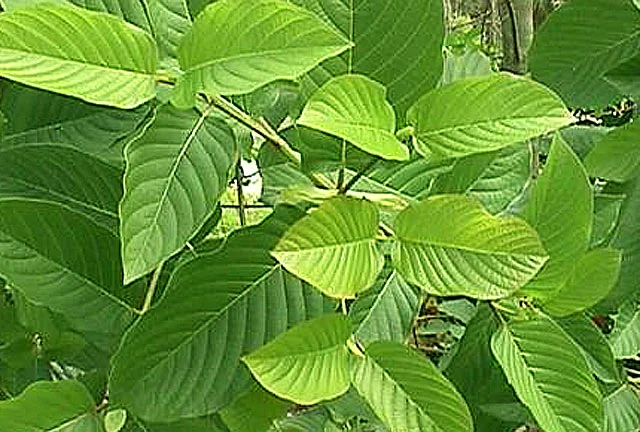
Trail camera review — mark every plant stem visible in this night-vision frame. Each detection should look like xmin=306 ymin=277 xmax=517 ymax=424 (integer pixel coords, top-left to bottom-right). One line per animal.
xmin=235 ymin=163 xmax=247 ymax=226
xmin=340 ymin=158 xmax=379 ymax=194
xmin=141 ymin=262 xmax=164 ymax=314
xmin=220 ymin=204 xmax=272 ymax=209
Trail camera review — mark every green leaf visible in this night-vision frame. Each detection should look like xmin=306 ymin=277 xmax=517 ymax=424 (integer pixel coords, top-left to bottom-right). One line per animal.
xmin=442 ymin=50 xmax=493 ymax=86
xmin=491 ymin=315 xmax=603 ymax=432
xmin=604 ymin=385 xmax=640 ymax=432
xmin=609 ymin=301 xmax=640 ymax=358
xmin=349 ymin=270 xmax=420 ymax=346
xmin=120 ymin=104 xmax=236 ymax=284
xmin=392 ymin=194 xmax=548 ymax=299
xmin=0 ymin=82 xmax=151 ymax=169
xmin=520 ymin=135 xmax=593 ymax=295
xmin=0 ymin=4 xmax=157 ymax=108
xmin=110 ymin=208 xmax=333 ymax=422
xmin=105 ymin=409 xmax=127 ymax=432
xmin=556 ymin=313 xmax=621 ymax=384
xmin=298 ymin=75 xmax=408 ymax=161
xmin=219 ymin=384 xmax=289 ymax=432
xmin=585 ymin=120 xmax=640 ymax=182
xmin=350 ymin=341 xmax=473 ymax=432
xmin=430 ymin=143 xmax=531 ymax=214
xmin=0 ymin=199 xmax=134 ymax=351
xmin=592 ymin=194 xmax=625 ymax=247
xmin=243 ymin=314 xmax=350 ymax=405
xmin=407 ymin=73 xmax=573 ymax=159
xmin=148 ymin=0 xmax=192 ymax=68
xmin=296 ymin=0 xmax=444 ymax=117
xmin=272 ymin=196 xmax=384 ymax=299
xmin=542 ymin=248 xmax=621 ymax=317
xmin=561 ymin=126 xmax=613 ymax=161
xmin=0 ymin=380 xmax=103 ymax=431
xmin=172 ymin=0 xmax=351 ymax=107
xmin=529 ymin=0 xmax=640 ymax=108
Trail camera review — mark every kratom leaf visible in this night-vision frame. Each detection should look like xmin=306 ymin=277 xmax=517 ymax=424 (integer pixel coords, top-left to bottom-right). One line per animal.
xmin=592 ymin=194 xmax=625 ymax=247
xmin=295 ymin=0 xmax=444 ymax=116
xmin=219 ymin=384 xmax=289 ymax=432
xmin=442 ymin=50 xmax=493 ymax=85
xmin=172 ymin=0 xmax=352 ymax=107
xmin=0 ymin=198 xmax=134 ymax=351
xmin=491 ymin=315 xmax=603 ymax=432
xmin=542 ymin=248 xmax=621 ymax=317
xmin=392 ymin=194 xmax=548 ymax=299
xmin=110 ymin=208 xmax=333 ymax=422
xmin=120 ymin=104 xmax=236 ymax=284
xmin=0 ymin=4 xmax=157 ymax=108
xmin=298 ymin=75 xmax=408 ymax=161
xmin=604 ymin=385 xmax=640 ymax=432
xmin=104 ymin=409 xmax=127 ymax=432
xmin=243 ymin=314 xmax=351 ymax=405
xmin=349 ymin=270 xmax=421 ymax=346
xmin=529 ymin=0 xmax=640 ymax=108
xmin=609 ymin=301 xmax=640 ymax=359
xmin=585 ymin=120 xmax=640 ymax=182
xmin=272 ymin=196 xmax=384 ymax=299
xmin=407 ymin=73 xmax=573 ymax=159
xmin=148 ymin=0 xmax=192 ymax=67
xmin=350 ymin=341 xmax=473 ymax=432
xmin=520 ymin=135 xmax=593 ymax=295
xmin=0 ymin=380 xmax=103 ymax=432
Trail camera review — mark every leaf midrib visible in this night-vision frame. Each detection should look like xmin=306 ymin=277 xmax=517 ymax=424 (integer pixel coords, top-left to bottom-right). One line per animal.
xmin=398 ymin=237 xmax=547 ymax=259
xmin=416 ymin=115 xmax=572 ymax=138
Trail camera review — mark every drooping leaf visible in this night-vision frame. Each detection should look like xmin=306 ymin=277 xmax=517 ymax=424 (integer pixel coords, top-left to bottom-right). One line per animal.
xmin=556 ymin=313 xmax=621 ymax=384
xmin=295 ymin=0 xmax=444 ymax=117
xmin=349 ymin=270 xmax=421 ymax=346
xmin=604 ymin=385 xmax=640 ymax=432
xmin=172 ymin=0 xmax=352 ymax=107
xmin=491 ymin=315 xmax=603 ymax=432
xmin=542 ymin=248 xmax=621 ymax=317
xmin=272 ymin=196 xmax=384 ymax=299
xmin=0 ymin=380 xmax=103 ymax=431
xmin=0 ymin=199 xmax=134 ymax=351
xmin=120 ymin=105 xmax=236 ymax=284
xmin=0 ymin=82 xmax=151 ymax=169
xmin=585 ymin=120 xmax=640 ymax=182
xmin=392 ymin=194 xmax=548 ymax=299
xmin=520 ymin=134 xmax=593 ymax=295
xmin=350 ymin=341 xmax=473 ymax=432
xmin=529 ymin=0 xmax=640 ymax=108
xmin=430 ymin=143 xmax=531 ymax=214
xmin=110 ymin=208 xmax=333 ymax=422
xmin=243 ymin=314 xmax=351 ymax=405
xmin=609 ymin=301 xmax=640 ymax=359
xmin=407 ymin=73 xmax=573 ymax=160
xmin=298 ymin=75 xmax=409 ymax=161
xmin=0 ymin=4 xmax=157 ymax=108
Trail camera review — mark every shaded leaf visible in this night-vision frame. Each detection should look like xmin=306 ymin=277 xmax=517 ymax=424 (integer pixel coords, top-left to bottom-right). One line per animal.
xmin=442 ymin=50 xmax=493 ymax=85
xmin=610 ymin=301 xmax=640 ymax=359
xmin=592 ymin=194 xmax=625 ymax=247
xmin=604 ymin=385 xmax=640 ymax=432
xmin=585 ymin=120 xmax=640 ymax=182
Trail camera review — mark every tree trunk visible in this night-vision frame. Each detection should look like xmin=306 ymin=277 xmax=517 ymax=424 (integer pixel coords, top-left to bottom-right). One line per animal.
xmin=499 ymin=0 xmax=534 ymax=74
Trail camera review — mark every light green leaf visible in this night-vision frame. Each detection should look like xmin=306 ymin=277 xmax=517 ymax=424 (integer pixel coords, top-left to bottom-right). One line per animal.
xmin=120 ymin=105 xmax=236 ymax=284
xmin=585 ymin=120 xmax=640 ymax=182
xmin=520 ymin=135 xmax=593 ymax=295
xmin=491 ymin=316 xmax=603 ymax=432
xmin=298 ymin=75 xmax=409 ymax=161
xmin=0 ymin=199 xmax=134 ymax=351
xmin=105 ymin=409 xmax=127 ymax=432
xmin=442 ymin=50 xmax=493 ymax=86
xmin=543 ymin=248 xmax=622 ymax=317
xmin=243 ymin=314 xmax=350 ymax=405
xmin=272 ymin=196 xmax=384 ymax=299
xmin=609 ymin=301 xmax=640 ymax=359
xmin=556 ymin=313 xmax=621 ymax=384
xmin=392 ymin=194 xmax=548 ymax=299
xmin=604 ymin=385 xmax=640 ymax=432
xmin=351 ymin=341 xmax=473 ymax=432
xmin=172 ymin=0 xmax=351 ymax=107
xmin=0 ymin=4 xmax=157 ymax=108
xmin=0 ymin=380 xmax=103 ymax=432
xmin=110 ymin=208 xmax=333 ymax=422
xmin=0 ymin=82 xmax=151 ymax=169
xmin=529 ymin=0 xmax=640 ymax=108
xmin=349 ymin=270 xmax=421 ymax=346
xmin=148 ymin=0 xmax=192 ymax=68
xmin=430 ymin=143 xmax=531 ymax=214
xmin=407 ymin=73 xmax=573 ymax=159
xmin=296 ymin=0 xmax=444 ymax=117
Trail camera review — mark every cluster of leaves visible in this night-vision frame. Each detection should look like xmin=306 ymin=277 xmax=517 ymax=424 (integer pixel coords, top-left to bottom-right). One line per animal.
xmin=0 ymin=0 xmax=640 ymax=431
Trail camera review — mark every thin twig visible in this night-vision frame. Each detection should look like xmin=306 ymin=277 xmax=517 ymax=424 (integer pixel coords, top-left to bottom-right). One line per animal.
xmin=235 ymin=163 xmax=247 ymax=226
xmin=141 ymin=262 xmax=164 ymax=314
xmin=340 ymin=158 xmax=379 ymax=194
xmin=220 ymin=204 xmax=272 ymax=209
